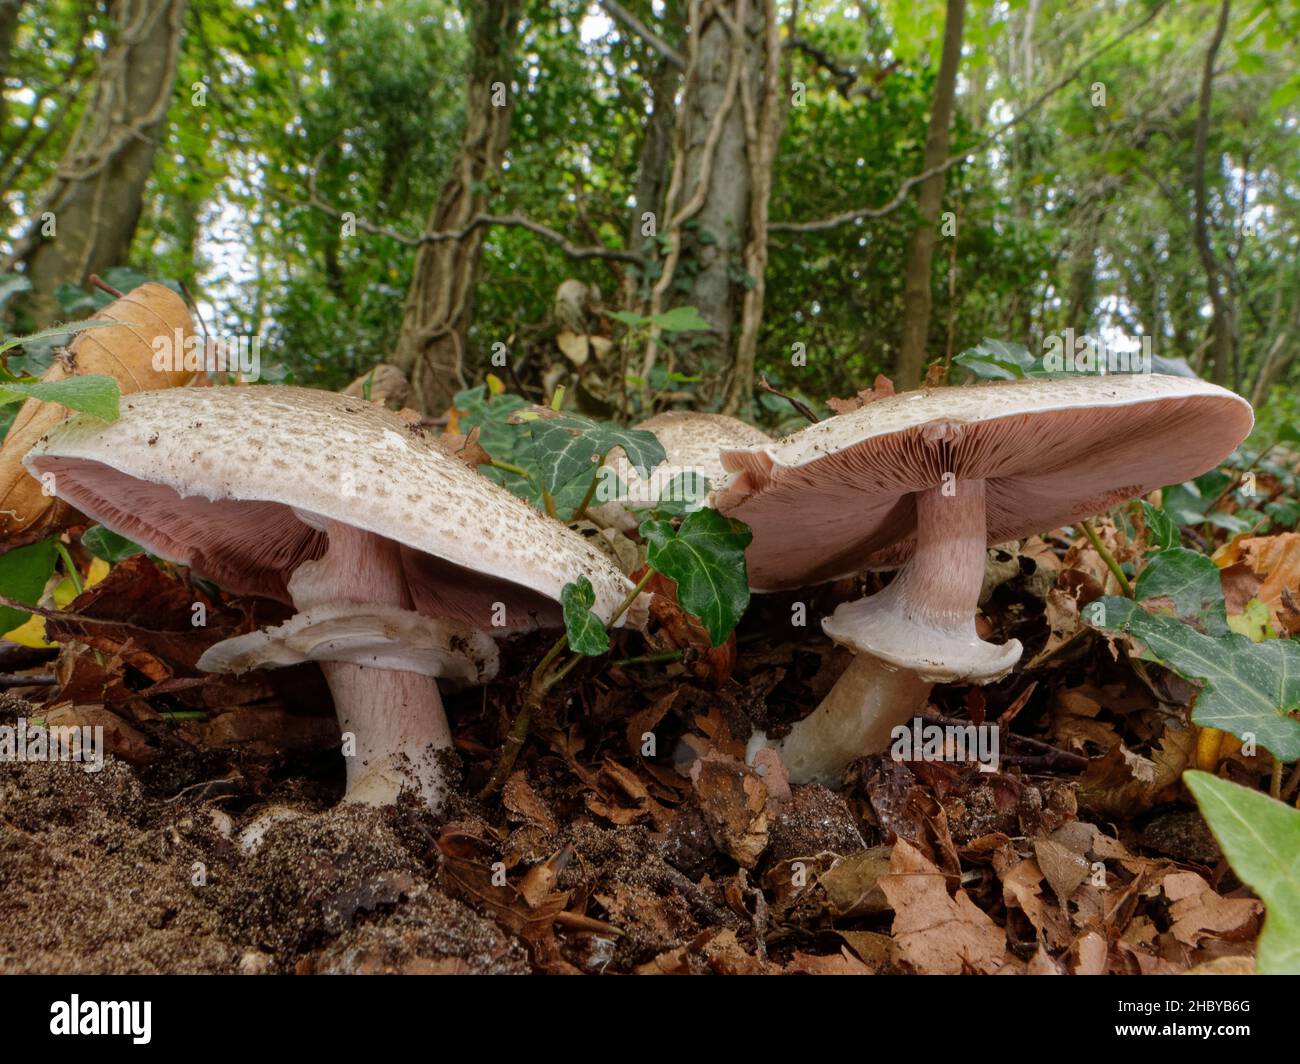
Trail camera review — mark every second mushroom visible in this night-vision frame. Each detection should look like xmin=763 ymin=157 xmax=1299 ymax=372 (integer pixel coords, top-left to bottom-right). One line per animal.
xmin=716 ymin=374 xmax=1254 ymax=784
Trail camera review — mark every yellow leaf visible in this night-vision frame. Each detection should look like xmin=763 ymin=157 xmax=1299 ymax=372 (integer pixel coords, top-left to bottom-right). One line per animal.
xmin=2 ymin=613 xmax=50 ymax=648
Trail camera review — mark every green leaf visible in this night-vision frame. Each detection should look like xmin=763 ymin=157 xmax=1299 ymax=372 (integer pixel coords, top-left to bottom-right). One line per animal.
xmin=647 ymin=306 xmax=711 ymax=333
xmin=954 ymin=338 xmax=1037 ymax=380
xmin=1084 ymin=596 xmax=1300 ymax=761
xmin=1138 ymin=500 xmax=1179 ymax=553
xmin=0 ymin=374 xmax=120 ymax=420
xmin=0 ymin=318 xmax=122 ymax=357
xmin=561 ymin=576 xmax=610 ymax=656
xmin=1133 ymin=547 xmax=1228 ymax=634
xmin=611 ymin=305 xmax=711 ymax=333
xmin=640 ymin=508 xmax=752 ymax=646
xmin=528 ymin=415 xmax=665 ymax=493
xmin=0 ymin=537 xmax=59 ymax=633
xmin=1183 ymin=771 xmax=1300 ymax=974
xmin=81 ymin=525 xmax=143 ymax=564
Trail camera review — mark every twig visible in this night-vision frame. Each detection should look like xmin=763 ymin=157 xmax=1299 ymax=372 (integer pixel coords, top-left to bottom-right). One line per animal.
xmin=0 ymin=674 xmax=56 ymax=688
xmin=598 ymin=0 xmax=685 ymax=69
xmin=758 ymin=374 xmax=820 ymax=423
xmin=87 ymin=274 xmax=124 ymax=300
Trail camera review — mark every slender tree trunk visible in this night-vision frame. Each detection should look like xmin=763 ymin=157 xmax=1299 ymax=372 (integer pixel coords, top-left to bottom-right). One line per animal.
xmin=391 ymin=0 xmax=522 ymax=415
xmin=622 ymin=6 xmax=683 ymax=309
xmin=14 ymin=0 xmax=186 ymax=326
xmin=722 ymin=0 xmax=785 ymax=414
xmin=894 ymin=0 xmax=966 ymax=390
xmin=640 ymin=0 xmax=766 ymax=401
xmin=1191 ymin=0 xmax=1235 ymax=387
xmin=679 ymin=1 xmax=762 ymax=382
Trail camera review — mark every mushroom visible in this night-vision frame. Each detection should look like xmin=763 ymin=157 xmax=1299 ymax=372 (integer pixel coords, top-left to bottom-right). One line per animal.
xmin=590 ymin=411 xmax=771 ymax=529
xmin=715 ymin=374 xmax=1253 ymax=783
xmin=23 ymin=386 xmax=638 ymax=810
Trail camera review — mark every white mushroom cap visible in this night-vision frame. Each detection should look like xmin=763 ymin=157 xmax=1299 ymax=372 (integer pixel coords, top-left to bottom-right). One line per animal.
xmin=717 ymin=374 xmax=1253 ymax=591
xmin=590 ymin=411 xmax=771 ymax=529
xmin=23 ymin=386 xmax=636 ymax=625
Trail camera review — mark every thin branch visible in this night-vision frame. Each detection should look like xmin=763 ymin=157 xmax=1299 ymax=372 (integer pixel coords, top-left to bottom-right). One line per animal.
xmin=599 ymin=0 xmax=685 ymax=70
xmin=275 ymin=181 xmax=644 ymax=265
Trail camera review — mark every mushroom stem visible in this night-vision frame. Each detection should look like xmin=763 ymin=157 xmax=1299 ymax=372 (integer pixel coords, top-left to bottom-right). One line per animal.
xmin=321 ymin=661 xmax=452 ymax=808
xmin=774 ymin=655 xmax=933 ymax=783
xmin=773 ymin=477 xmax=1017 ymax=783
xmin=289 ymin=520 xmax=454 ymax=810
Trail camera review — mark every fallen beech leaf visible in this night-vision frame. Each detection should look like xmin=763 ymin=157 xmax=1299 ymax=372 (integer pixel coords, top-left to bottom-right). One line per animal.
xmin=1032 ymin=837 xmax=1091 ymax=901
xmin=0 ymin=283 xmax=196 ymax=550
xmin=878 ymin=838 xmax=1005 ymax=974
xmin=1000 ymin=858 xmax=1070 ymax=948
xmin=1163 ymin=870 xmax=1261 ymax=947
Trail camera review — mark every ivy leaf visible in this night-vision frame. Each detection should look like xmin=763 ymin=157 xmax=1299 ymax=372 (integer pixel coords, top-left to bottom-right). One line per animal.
xmin=1184 ymin=771 xmax=1300 ymax=974
xmin=954 ymin=338 xmax=1038 ymax=380
xmin=561 ymin=576 xmax=609 ymax=656
xmin=1084 ymin=596 xmax=1300 ymax=761
xmin=450 ymin=384 xmax=529 ymax=462
xmin=528 ymin=414 xmax=665 ymax=494
xmin=0 ymin=374 xmax=120 ymax=420
xmin=640 ymin=508 xmax=752 ymax=646
xmin=1133 ymin=547 xmax=1228 ymax=635
xmin=81 ymin=525 xmax=143 ymax=564
xmin=0 ymin=537 xmax=59 ymax=633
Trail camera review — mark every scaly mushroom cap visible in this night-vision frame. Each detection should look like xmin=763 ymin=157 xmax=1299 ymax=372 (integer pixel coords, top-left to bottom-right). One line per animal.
xmin=591 ymin=411 xmax=771 ymax=529
xmin=717 ymin=374 xmax=1253 ymax=591
xmin=23 ymin=386 xmax=635 ymax=627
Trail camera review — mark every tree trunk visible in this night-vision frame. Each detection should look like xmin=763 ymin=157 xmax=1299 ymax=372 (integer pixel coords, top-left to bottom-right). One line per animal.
xmin=640 ymin=0 xmax=766 ymax=402
xmin=14 ymin=0 xmax=186 ymax=327
xmin=1191 ymin=0 xmax=1235 ymax=387
xmin=722 ymin=0 xmax=785 ymax=414
xmin=894 ymin=0 xmax=966 ymax=390
xmin=391 ymin=0 xmax=522 ymax=415
xmin=678 ymin=2 xmax=762 ymax=379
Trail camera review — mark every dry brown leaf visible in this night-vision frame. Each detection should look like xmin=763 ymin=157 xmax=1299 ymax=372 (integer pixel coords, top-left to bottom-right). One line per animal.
xmin=1213 ymin=533 xmax=1300 ymax=633
xmin=1001 ymin=858 xmax=1070 ymax=949
xmin=0 ymin=283 xmax=196 ymax=550
xmin=1164 ymin=871 xmax=1261 ymax=946
xmin=878 ymin=838 xmax=1005 ymax=974
xmin=1032 ymin=837 xmax=1091 ymax=901
xmin=690 ymin=754 xmax=769 ymax=868
xmin=782 ymin=948 xmax=873 ymax=975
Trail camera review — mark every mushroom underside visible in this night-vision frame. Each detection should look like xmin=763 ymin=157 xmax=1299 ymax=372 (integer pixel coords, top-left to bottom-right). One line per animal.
xmin=32 ymin=457 xmax=571 ymax=810
xmin=772 ymin=477 xmax=1022 ymax=783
